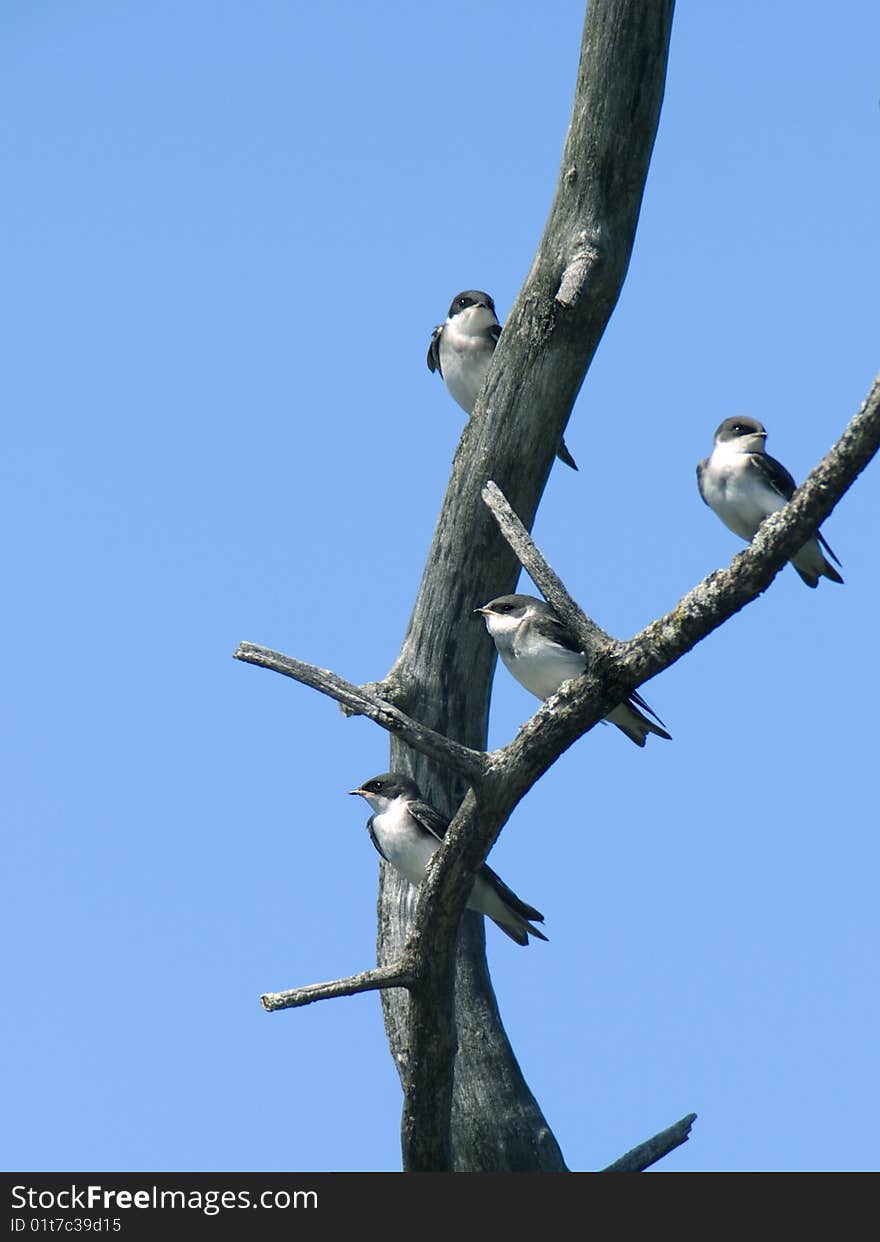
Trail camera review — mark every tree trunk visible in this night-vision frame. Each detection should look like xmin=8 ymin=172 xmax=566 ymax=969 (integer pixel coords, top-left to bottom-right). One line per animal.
xmin=375 ymin=0 xmax=676 ymax=1171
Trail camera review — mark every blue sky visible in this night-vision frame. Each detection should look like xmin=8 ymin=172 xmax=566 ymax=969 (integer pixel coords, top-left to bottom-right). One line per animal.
xmin=2 ymin=1 xmax=878 ymax=1173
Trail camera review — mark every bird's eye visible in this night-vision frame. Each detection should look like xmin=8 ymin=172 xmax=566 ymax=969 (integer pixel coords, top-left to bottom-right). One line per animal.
xmin=370 ymin=780 xmax=383 ymax=791
xmin=458 ymin=296 xmax=469 ymax=308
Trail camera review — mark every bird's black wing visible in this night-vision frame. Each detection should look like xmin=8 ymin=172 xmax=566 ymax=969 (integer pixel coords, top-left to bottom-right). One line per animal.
xmin=480 ymin=862 xmax=546 ymax=929
xmin=530 ymin=611 xmax=583 ymax=656
xmin=752 ymin=453 xmax=841 ymax=568
xmin=366 ymin=816 xmax=390 ymax=863
xmin=555 ymin=437 xmax=579 ymax=471
xmin=426 ymin=325 xmax=443 ymax=375
xmin=411 ymin=796 xmax=548 ymax=940
xmin=628 ymin=688 xmax=670 ymax=730
xmin=750 ymin=451 xmax=797 ymax=502
xmin=817 ymin=530 xmax=843 ymax=567
xmin=406 ymin=798 xmax=449 ymax=843
xmin=696 ymin=458 xmax=711 ymax=506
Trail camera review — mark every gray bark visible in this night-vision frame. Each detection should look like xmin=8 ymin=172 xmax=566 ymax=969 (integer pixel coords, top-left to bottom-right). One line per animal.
xmin=378 ymin=0 xmax=676 ymax=1171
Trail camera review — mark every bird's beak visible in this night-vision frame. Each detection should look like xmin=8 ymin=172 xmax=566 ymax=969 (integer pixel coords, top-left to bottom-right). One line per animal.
xmin=474 ymin=606 xmax=491 ymax=616
xmin=348 ymin=789 xmax=365 ymax=797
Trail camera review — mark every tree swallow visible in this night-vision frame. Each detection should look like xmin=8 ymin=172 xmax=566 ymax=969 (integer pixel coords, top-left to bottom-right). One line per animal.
xmin=349 ymin=772 xmax=548 ymax=946
xmin=476 ymin=594 xmax=671 ymax=748
xmin=697 ymin=416 xmax=843 ymax=588
xmin=427 ymin=290 xmax=579 ymax=470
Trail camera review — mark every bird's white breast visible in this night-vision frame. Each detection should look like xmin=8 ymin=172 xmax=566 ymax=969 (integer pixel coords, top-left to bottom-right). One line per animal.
xmin=438 ymin=310 xmax=497 ymax=415
xmin=485 ymin=610 xmax=586 ymax=700
xmin=702 ymin=444 xmax=784 ymax=542
xmin=370 ymin=800 xmax=438 ymax=888
xmin=504 ymin=639 xmax=586 ymax=700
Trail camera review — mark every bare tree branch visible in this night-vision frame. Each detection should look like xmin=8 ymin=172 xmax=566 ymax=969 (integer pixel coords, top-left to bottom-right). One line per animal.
xmin=481 ymin=478 xmax=612 ymax=652
xmin=472 ymin=374 xmax=879 ymax=817
xmin=261 ymin=962 xmax=415 ymax=1013
xmin=481 ymin=367 xmax=880 ymax=746
xmin=233 ymin=642 xmax=485 ymax=783
xmin=602 ymin=1113 xmax=698 ymax=1173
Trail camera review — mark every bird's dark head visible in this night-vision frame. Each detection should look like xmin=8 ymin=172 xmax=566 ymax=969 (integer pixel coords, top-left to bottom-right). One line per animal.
xmin=713 ymin=416 xmax=768 ymax=447
xmin=349 ymin=772 xmax=421 ymax=806
xmin=474 ymin=593 xmax=548 ymax=637
xmin=475 ymin=593 xmax=542 ymax=620
xmin=447 ymin=289 xmax=496 ymax=319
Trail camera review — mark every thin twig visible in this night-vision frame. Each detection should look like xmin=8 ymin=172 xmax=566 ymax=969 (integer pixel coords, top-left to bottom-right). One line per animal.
xmin=602 ymin=1113 xmax=698 ymax=1172
xmin=234 ymin=642 xmax=485 ymax=783
xmin=261 ymin=962 xmax=416 ymax=1013
xmin=481 ymin=480 xmax=611 ymax=652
